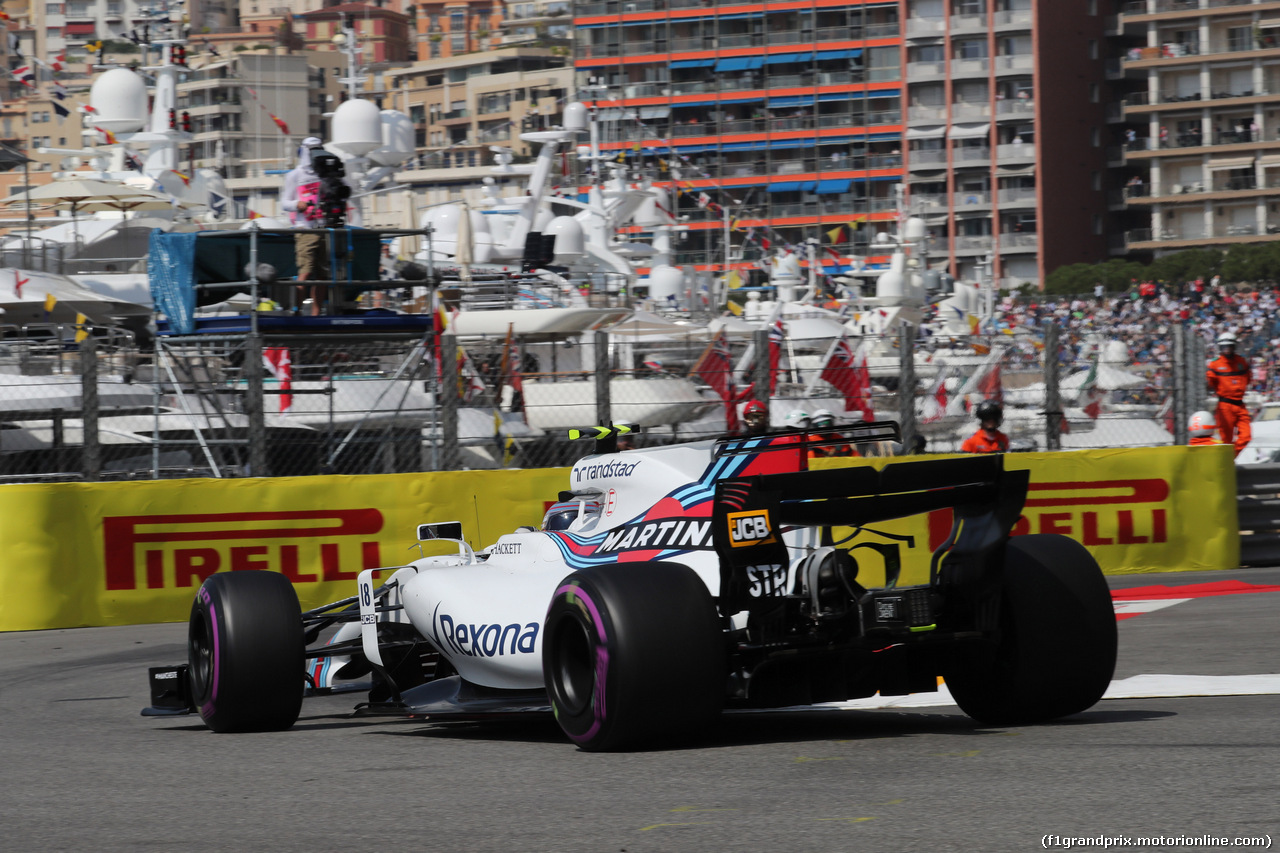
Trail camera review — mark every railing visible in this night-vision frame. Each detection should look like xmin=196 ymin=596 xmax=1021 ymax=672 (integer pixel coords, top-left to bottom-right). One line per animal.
xmin=954 ymin=236 xmax=994 ymax=251
xmin=911 ymin=193 xmax=947 ymax=208
xmin=951 ymin=103 xmax=991 ymax=120
xmin=1000 ymin=233 xmax=1039 ymax=249
xmin=996 ymin=142 xmax=1036 ymax=160
xmin=993 ymin=9 xmax=1033 ymax=26
xmin=904 ymin=17 xmax=946 ymax=37
xmin=868 ymin=67 xmax=902 ymax=82
xmin=950 ymin=14 xmax=986 ymax=31
xmin=909 ymin=149 xmax=947 ymax=166
xmin=998 ymin=187 xmax=1037 ymax=204
xmin=994 ymin=54 xmax=1034 ymax=71
xmin=718 ymin=33 xmax=758 ymax=47
xmin=953 ymin=146 xmax=992 ymax=162
xmin=951 ymin=58 xmax=990 ymax=75
xmin=906 ymin=60 xmax=946 ymax=77
xmin=909 ymin=105 xmax=947 ymax=121
xmin=996 ymin=99 xmax=1035 ymax=115
xmin=954 ymin=191 xmax=992 ymax=206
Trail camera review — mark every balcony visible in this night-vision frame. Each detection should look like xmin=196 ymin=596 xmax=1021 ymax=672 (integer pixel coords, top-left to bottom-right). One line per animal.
xmin=994 ymin=54 xmax=1034 ymax=73
xmin=950 ymin=58 xmax=990 ymax=77
xmin=998 ymin=187 xmax=1037 ymax=205
xmin=953 ymin=146 xmax=992 ymax=163
xmin=718 ymin=33 xmax=759 ymax=48
xmin=954 ymin=235 xmax=994 ymax=252
xmin=905 ymin=16 xmax=946 ymax=38
xmin=1000 ymin=232 xmax=1039 ymax=251
xmin=911 ymin=193 xmax=947 ymax=210
xmin=950 ymin=14 xmax=987 ymax=34
xmin=951 ymin=103 xmax=992 ymax=120
xmin=908 ymin=150 xmax=947 ymax=168
xmin=996 ymin=99 xmax=1036 ymax=117
xmin=955 ymin=191 xmax=993 ymax=208
xmin=906 ymin=60 xmax=946 ymax=79
xmin=993 ymin=9 xmax=1033 ymax=28
xmin=908 ymin=105 xmax=948 ymax=122
xmin=997 ymin=142 xmax=1036 ymax=161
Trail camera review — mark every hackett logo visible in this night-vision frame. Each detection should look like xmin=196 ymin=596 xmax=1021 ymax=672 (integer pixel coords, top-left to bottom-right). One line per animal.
xmin=102 ymin=509 xmax=385 ymax=591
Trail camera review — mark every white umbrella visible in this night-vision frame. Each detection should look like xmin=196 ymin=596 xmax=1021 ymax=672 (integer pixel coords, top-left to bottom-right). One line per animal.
xmin=3 ymin=179 xmax=180 ymax=243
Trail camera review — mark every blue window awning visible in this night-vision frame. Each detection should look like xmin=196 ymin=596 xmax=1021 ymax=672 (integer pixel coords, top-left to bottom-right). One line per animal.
xmin=768 ymin=181 xmax=816 ymax=193
xmin=765 ymin=52 xmax=812 ymax=64
xmin=767 ymin=95 xmax=812 ymax=108
xmin=716 ymin=56 xmax=763 ymax=71
xmin=814 ymin=179 xmax=854 ymax=194
xmin=815 ymin=48 xmax=863 ymax=60
xmin=818 ymin=91 xmax=863 ymax=101
xmin=671 ymin=100 xmax=717 ymax=108
xmin=670 ymin=59 xmax=716 ymax=69
xmin=720 ymin=94 xmax=766 ymax=104
xmin=767 ymin=139 xmax=811 ymax=150
xmin=718 ymin=11 xmax=764 ymax=19
xmin=721 ymin=141 xmax=767 ymax=151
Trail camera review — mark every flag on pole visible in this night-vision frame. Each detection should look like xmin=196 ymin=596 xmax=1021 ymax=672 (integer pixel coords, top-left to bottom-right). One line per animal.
xmin=269 ymin=113 xmax=289 ymax=135
xmin=920 ymin=368 xmax=950 ymax=424
xmin=96 ymin=127 xmax=118 ymax=144
xmin=946 ymin=349 xmax=1005 ymax=416
xmin=1079 ymin=353 xmax=1105 ymax=420
xmin=498 ymin=323 xmax=525 ymax=413
xmin=819 ymin=334 xmax=874 ymax=422
xmin=44 ymin=293 xmax=57 ymax=314
xmin=977 ymin=359 xmax=1003 ymax=405
xmin=263 ymin=347 xmax=293 ymax=413
xmin=826 ymin=224 xmax=846 ymax=244
xmin=691 ymin=330 xmax=740 ymax=433
xmin=74 ymin=313 xmax=90 ymax=343
xmin=457 ymin=346 xmax=487 ymax=404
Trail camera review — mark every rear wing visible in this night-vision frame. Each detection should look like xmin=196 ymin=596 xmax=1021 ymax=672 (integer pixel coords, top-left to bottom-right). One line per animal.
xmin=711 ymin=453 xmax=1029 ymax=614
xmin=713 ymin=419 xmax=902 ymax=459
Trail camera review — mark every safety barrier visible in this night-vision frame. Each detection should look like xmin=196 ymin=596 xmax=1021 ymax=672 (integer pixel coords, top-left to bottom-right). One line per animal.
xmin=0 ymin=445 xmax=1239 ymax=632
xmin=1237 ymin=464 xmax=1280 ymax=566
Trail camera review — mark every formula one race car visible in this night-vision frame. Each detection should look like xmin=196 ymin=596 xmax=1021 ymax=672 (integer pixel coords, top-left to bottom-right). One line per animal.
xmin=144 ymin=422 xmax=1117 ymax=750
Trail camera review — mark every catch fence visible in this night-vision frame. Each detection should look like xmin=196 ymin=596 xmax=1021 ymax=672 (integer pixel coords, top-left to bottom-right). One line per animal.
xmin=0 ymin=320 xmax=1225 ymax=482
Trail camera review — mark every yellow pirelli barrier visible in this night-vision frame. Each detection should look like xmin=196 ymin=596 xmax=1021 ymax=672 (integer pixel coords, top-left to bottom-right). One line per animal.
xmin=814 ymin=444 xmax=1239 ymax=588
xmin=0 ymin=468 xmax=568 ymax=632
xmin=0 ymin=445 xmax=1239 ymax=632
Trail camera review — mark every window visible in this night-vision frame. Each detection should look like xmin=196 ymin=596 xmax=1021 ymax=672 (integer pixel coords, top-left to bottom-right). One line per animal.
xmin=1088 ymin=0 xmax=1097 ymax=13
xmin=1092 ymin=171 xmax=1101 ymax=191
xmin=1094 ymin=214 xmax=1103 ymax=234
xmin=1090 ymin=83 xmax=1099 ymax=103
xmin=1091 ymin=127 xmax=1100 ymax=147
xmin=1089 ymin=39 xmax=1098 ymax=60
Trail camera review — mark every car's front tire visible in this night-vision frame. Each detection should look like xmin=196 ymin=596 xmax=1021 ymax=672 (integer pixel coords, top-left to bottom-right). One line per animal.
xmin=944 ymin=534 xmax=1117 ymax=726
xmin=188 ymin=571 xmax=305 ymax=733
xmin=542 ymin=562 xmax=725 ymax=751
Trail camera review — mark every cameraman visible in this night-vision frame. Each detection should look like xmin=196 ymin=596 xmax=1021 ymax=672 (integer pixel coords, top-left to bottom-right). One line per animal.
xmin=281 ymin=137 xmax=357 ymax=315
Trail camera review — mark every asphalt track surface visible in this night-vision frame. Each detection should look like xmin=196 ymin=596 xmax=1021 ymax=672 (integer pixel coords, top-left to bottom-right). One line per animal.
xmin=2 ymin=568 xmax=1278 ymax=853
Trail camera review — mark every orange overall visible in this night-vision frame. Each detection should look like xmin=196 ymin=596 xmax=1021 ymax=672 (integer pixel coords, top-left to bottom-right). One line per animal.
xmin=1207 ymin=353 xmax=1251 ymax=456
xmin=961 ymin=428 xmax=1009 ymax=454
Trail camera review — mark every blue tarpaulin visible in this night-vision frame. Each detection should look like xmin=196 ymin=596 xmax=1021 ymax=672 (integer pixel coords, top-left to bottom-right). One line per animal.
xmin=148 ymin=229 xmax=198 ymax=335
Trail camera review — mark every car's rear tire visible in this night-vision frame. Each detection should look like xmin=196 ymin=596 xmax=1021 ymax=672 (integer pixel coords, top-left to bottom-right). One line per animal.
xmin=542 ymin=562 xmax=725 ymax=751
xmin=188 ymin=571 xmax=305 ymax=733
xmin=944 ymin=534 xmax=1117 ymax=726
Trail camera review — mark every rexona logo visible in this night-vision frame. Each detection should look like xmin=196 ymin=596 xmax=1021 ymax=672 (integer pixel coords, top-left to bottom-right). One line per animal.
xmin=727 ymin=510 xmax=776 ymax=548
xmin=431 ymin=604 xmax=539 ymax=658
xmin=595 ymin=517 xmax=713 ymax=553
xmin=574 ymin=459 xmax=640 ymax=483
xmin=102 ymin=509 xmax=385 ymax=590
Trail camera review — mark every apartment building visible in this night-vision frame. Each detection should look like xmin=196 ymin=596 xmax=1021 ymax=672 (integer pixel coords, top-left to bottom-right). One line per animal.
xmin=1112 ymin=0 xmax=1280 ymax=255
xmin=902 ymin=0 xmax=1111 ymax=287
xmin=300 ymin=3 xmax=413 ymax=63
xmin=176 ymin=51 xmax=311 ymax=217
xmin=414 ymin=0 xmax=503 ymax=61
xmin=380 ymin=48 xmax=570 ymax=218
xmin=574 ymin=0 xmax=904 ymax=275
xmin=499 ymin=0 xmax=571 ymax=48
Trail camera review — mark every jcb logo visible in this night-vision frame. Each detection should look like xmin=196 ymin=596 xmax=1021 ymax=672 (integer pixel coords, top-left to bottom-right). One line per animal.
xmin=727 ymin=510 xmax=776 ymax=548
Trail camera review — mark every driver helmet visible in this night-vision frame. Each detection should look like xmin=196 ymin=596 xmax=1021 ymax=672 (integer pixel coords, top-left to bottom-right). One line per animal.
xmin=542 ymin=500 xmax=600 ymax=532
xmin=811 ymin=409 xmax=836 ymax=430
xmin=784 ymin=409 xmax=811 ymax=430
xmin=975 ymin=399 xmax=1003 ymax=426
xmin=1188 ymin=410 xmax=1216 ymax=437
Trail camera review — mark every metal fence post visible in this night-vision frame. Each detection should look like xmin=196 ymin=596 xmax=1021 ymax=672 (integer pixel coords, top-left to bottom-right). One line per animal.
xmin=80 ymin=335 xmax=100 ymax=480
xmin=594 ymin=329 xmax=611 ymax=427
xmin=1044 ymin=323 xmax=1061 ymax=451
xmin=898 ymin=322 xmax=916 ymax=448
xmin=1191 ymin=333 xmax=1208 ymax=414
xmin=440 ymin=333 xmax=458 ymax=471
xmin=752 ymin=328 xmax=770 ymax=407
xmin=1172 ymin=323 xmax=1188 ymax=446
xmin=244 ymin=332 xmax=267 ymax=476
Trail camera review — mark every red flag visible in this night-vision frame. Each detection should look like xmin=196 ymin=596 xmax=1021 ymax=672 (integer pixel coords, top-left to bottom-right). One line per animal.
xmin=263 ymin=347 xmax=293 ymax=413
xmin=499 ymin=324 xmax=525 ymax=411
xmin=921 ymin=368 xmax=949 ymax=424
xmin=691 ymin=330 xmax=740 ymax=433
xmin=1079 ymin=355 xmax=1104 ymax=420
xmin=269 ymin=113 xmax=289 ymax=135
xmin=977 ymin=360 xmax=1003 ymax=405
xmin=820 ymin=335 xmax=874 ymax=422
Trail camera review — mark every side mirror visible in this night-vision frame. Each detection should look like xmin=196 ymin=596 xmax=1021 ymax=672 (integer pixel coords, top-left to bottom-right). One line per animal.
xmin=417 ymin=521 xmax=464 ymax=541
